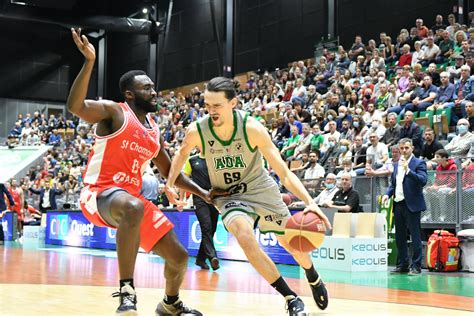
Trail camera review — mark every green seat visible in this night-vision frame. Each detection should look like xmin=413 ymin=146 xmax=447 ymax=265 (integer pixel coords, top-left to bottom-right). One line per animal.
xmin=419 ymin=110 xmax=434 ymax=126
xmin=412 ymin=111 xmax=419 ymax=118
xmin=436 ymin=107 xmax=452 ymax=125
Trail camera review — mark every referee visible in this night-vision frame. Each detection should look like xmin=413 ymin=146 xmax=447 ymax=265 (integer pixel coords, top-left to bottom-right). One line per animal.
xmin=183 ymin=151 xmax=220 ymax=270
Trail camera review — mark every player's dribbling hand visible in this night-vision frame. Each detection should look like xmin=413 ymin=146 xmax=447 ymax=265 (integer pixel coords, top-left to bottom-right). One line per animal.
xmin=381 ymin=195 xmax=389 ymax=204
xmin=303 ymin=203 xmax=332 ymax=230
xmin=164 ymin=185 xmax=187 ymax=208
xmin=202 ymin=189 xmax=230 ymax=204
xmin=71 ymin=28 xmax=96 ymax=61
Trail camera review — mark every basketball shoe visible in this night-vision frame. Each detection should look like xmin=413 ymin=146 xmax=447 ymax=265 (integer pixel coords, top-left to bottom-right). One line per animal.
xmin=309 ymin=277 xmax=328 ymax=310
xmin=286 ymin=296 xmax=307 ymax=316
xmin=155 ymin=299 xmax=202 ymax=316
xmin=112 ymin=283 xmax=138 ymax=315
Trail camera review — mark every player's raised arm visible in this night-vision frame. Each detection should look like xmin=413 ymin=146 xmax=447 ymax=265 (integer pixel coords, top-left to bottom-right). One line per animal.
xmin=246 ymin=116 xmax=331 ymax=229
xmin=67 ymin=28 xmax=114 ymax=123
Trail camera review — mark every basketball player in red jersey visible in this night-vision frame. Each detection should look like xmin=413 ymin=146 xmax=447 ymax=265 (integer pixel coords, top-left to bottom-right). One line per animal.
xmin=68 ymin=28 xmax=215 ymax=316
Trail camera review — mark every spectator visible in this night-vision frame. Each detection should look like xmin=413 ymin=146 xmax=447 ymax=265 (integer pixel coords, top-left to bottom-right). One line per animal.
xmin=320 ymin=135 xmax=339 ymax=173
xmin=436 ymin=30 xmax=454 ymax=63
xmin=446 ymin=65 xmax=474 ymax=125
xmin=292 ymin=123 xmax=313 ymax=159
xmin=323 ymin=172 xmax=361 ymax=213
xmin=9 ymin=122 xmax=22 ymax=138
xmin=398 ymin=44 xmax=412 ymax=67
xmin=309 ymin=124 xmax=325 ymax=152
xmin=291 ymin=173 xmax=339 ymax=208
xmin=303 ymin=150 xmax=325 ymax=180
xmin=404 ymin=75 xmax=437 ymax=114
xmin=416 ymin=18 xmax=429 ymax=38
xmin=420 ymin=128 xmax=444 ymax=168
xmin=431 ymin=15 xmax=447 ymax=33
xmin=336 ymin=158 xmax=357 ymax=178
xmin=420 ymin=37 xmax=440 ymax=66
xmin=346 ymin=115 xmax=369 ymax=143
xmin=348 ymin=35 xmax=365 ymax=61
xmin=280 ymin=125 xmax=301 ymax=160
xmin=426 ymin=63 xmax=441 ymax=87
xmin=293 ymin=99 xmax=311 ymax=123
xmin=48 ymin=129 xmax=62 ymax=146
xmin=382 ymin=112 xmax=402 ymax=147
xmin=400 ymin=111 xmax=423 ymax=156
xmin=369 ymin=116 xmax=386 ymax=140
xmin=366 ymin=132 xmax=389 ymax=169
xmin=444 ymin=118 xmax=473 ymax=158
xmin=466 ymin=101 xmax=474 ymax=131
xmin=0 ymin=183 xmax=15 ymax=243
xmin=425 ymin=149 xmax=458 ymax=222
xmin=366 ymin=145 xmax=401 ymax=177
xmin=411 ymin=41 xmax=425 ymax=66
xmin=426 ymin=71 xmax=455 ymax=111
xmin=383 ymin=138 xmax=428 ymax=275
xmin=369 ymin=50 xmax=386 ymax=73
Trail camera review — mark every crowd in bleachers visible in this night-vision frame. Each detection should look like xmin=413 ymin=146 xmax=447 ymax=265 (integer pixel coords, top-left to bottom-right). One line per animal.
xmin=3 ymin=13 xmax=474 ymax=225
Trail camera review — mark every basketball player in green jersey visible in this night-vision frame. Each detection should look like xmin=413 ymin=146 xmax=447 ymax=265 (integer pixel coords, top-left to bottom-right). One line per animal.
xmin=166 ymin=77 xmax=331 ymax=316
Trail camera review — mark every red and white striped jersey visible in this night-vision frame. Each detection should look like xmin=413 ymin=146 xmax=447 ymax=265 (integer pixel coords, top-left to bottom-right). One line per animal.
xmin=82 ymin=102 xmax=160 ymax=197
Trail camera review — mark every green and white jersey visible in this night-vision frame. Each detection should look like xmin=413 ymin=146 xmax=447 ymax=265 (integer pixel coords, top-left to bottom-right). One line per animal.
xmin=196 ymin=110 xmax=289 ymax=231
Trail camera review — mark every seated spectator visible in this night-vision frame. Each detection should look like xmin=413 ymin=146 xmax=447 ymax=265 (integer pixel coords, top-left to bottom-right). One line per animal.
xmin=426 ymin=63 xmax=441 ymax=87
xmin=466 ymin=101 xmax=474 ymax=131
xmin=369 ymin=116 xmax=386 ymax=140
xmin=382 ymin=112 xmax=402 ymax=147
xmin=309 ymin=124 xmax=324 ymax=152
xmin=420 ymin=37 xmax=440 ymax=66
xmin=352 ymin=136 xmax=368 ymax=174
xmin=362 ymin=103 xmax=377 ymax=125
xmin=388 ymin=77 xmax=420 ymax=115
xmin=322 ymin=120 xmax=341 ymax=147
xmin=290 ymin=173 xmax=339 ymax=207
xmin=369 ymin=50 xmax=386 ymax=73
xmin=375 ymin=83 xmax=390 ymax=111
xmin=9 ymin=122 xmax=22 ymax=138
xmin=336 ymin=158 xmax=357 ymax=178
xmin=346 ymin=115 xmax=369 ymax=143
xmin=420 ymin=128 xmax=444 ymax=169
xmin=366 ymin=132 xmax=389 ymax=169
xmin=396 ymin=65 xmax=412 ymax=93
xmin=400 ymin=111 xmax=423 ymax=156
xmin=436 ymin=30 xmax=454 ymax=63
xmin=336 ymin=106 xmax=352 ymax=131
xmin=320 ymin=135 xmax=340 ymax=173
xmin=425 ymin=149 xmax=458 ymax=221
xmin=290 ymin=153 xmax=309 ymax=179
xmin=322 ymin=172 xmax=361 ymax=213
xmin=280 ymin=125 xmax=300 ymax=160
xmin=404 ymin=75 xmax=437 ymax=114
xmin=444 ymin=118 xmax=473 ymax=158
xmin=303 ymin=150 xmax=325 ymax=180
xmin=445 ymin=65 xmax=474 ymax=125
xmin=365 ymin=145 xmax=401 ymax=177
xmin=416 ymin=18 xmax=429 ymax=38
xmin=339 ymin=119 xmax=351 ymax=140
xmin=291 ymin=123 xmax=313 ymax=160
xmin=293 ymin=99 xmax=311 ymax=123
xmin=398 ymin=44 xmax=412 ymax=67
xmin=426 ymin=71 xmax=455 ymax=111
xmin=411 ymin=41 xmax=425 ymax=66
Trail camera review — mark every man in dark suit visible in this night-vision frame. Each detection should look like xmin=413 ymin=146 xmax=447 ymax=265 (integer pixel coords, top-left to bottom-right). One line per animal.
xmin=29 ymin=181 xmax=63 ymax=212
xmin=382 ymin=138 xmax=428 ymax=275
xmin=400 ymin=111 xmax=423 ymax=157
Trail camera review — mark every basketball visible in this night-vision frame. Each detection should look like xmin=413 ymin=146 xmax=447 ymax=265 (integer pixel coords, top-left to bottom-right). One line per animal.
xmin=281 ymin=193 xmax=292 ymax=206
xmin=285 ymin=211 xmax=326 ymax=252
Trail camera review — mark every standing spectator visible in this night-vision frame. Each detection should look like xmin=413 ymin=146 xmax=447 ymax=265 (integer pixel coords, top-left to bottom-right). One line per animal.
xmin=383 ymin=138 xmax=428 ymax=275
xmin=183 ymin=152 xmax=220 ymax=271
xmin=400 ymin=111 xmax=423 ymax=156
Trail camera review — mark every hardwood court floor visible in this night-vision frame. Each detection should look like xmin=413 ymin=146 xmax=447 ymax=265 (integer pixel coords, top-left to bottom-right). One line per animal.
xmin=1 ymin=243 xmax=473 ymax=315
